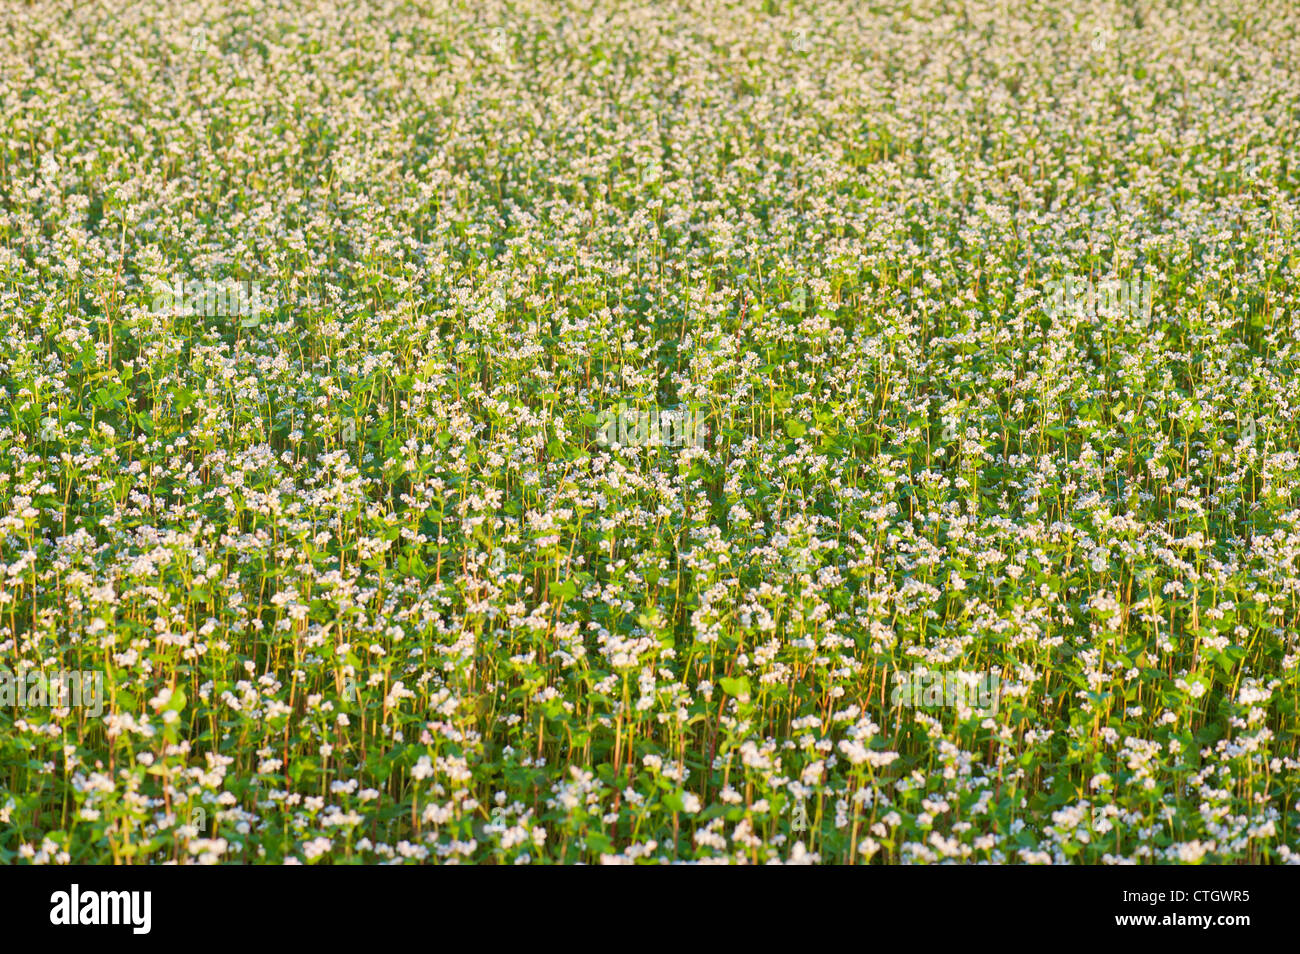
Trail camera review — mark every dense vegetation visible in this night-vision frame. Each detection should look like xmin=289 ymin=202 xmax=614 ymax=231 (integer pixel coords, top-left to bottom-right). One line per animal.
xmin=2 ymin=0 xmax=1298 ymax=864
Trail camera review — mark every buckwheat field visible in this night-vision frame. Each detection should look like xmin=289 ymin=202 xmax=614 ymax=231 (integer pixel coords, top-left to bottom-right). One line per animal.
xmin=2 ymin=0 xmax=1298 ymax=865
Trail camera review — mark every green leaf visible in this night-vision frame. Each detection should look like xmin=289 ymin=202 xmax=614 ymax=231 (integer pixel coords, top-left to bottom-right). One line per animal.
xmin=720 ymin=676 xmax=750 ymax=698
xmin=585 ymin=831 xmax=613 ymax=855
